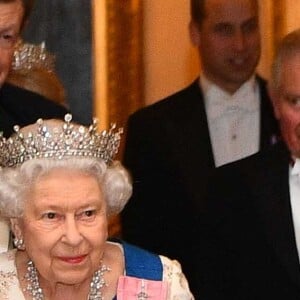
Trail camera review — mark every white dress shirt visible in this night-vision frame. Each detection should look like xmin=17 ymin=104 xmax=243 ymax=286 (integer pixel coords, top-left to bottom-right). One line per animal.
xmin=289 ymin=159 xmax=300 ymax=260
xmin=200 ymin=75 xmax=260 ymax=167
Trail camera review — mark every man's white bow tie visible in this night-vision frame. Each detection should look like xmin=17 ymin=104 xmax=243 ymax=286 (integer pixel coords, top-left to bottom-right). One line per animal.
xmin=208 ymin=92 xmax=257 ymax=120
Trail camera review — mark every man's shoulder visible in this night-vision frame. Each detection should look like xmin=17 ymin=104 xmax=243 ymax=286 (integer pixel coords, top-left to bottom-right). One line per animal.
xmin=1 ymin=83 xmax=64 ymax=107
xmin=1 ymin=83 xmax=40 ymax=100
xmin=130 ymin=79 xmax=202 ymax=121
xmin=0 ymin=83 xmax=69 ymax=137
xmin=0 ymin=83 xmax=68 ymax=119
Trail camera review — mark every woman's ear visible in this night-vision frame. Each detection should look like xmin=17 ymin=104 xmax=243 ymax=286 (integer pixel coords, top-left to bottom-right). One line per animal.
xmin=10 ymin=218 xmax=23 ymax=239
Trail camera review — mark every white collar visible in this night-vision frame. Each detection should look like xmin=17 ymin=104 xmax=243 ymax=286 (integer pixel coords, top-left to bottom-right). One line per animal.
xmin=199 ymin=74 xmax=257 ymax=98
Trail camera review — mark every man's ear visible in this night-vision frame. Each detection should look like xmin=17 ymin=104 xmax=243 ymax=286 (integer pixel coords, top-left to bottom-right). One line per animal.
xmin=189 ymin=20 xmax=201 ymax=46
xmin=267 ymin=83 xmax=281 ymax=120
xmin=10 ymin=218 xmax=23 ymax=239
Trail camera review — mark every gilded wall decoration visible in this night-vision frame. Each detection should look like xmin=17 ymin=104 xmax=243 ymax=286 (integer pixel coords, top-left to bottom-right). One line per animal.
xmin=105 ymin=0 xmax=143 ymax=132
xmin=95 ymin=1 xmax=143 ymax=237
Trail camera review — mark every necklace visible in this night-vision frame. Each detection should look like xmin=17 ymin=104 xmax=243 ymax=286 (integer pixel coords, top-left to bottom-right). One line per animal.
xmin=24 ymin=259 xmax=111 ymax=300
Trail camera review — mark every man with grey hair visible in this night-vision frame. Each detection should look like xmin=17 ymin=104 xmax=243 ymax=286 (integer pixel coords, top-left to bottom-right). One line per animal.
xmin=200 ymin=28 xmax=300 ymax=299
xmin=0 ymin=0 xmax=68 ymax=138
xmin=121 ymin=0 xmax=279 ymax=297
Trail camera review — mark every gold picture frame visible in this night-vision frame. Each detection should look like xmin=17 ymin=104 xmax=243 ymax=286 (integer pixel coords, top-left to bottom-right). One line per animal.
xmin=93 ymin=0 xmax=143 ymax=137
xmin=92 ymin=1 xmax=143 ymax=237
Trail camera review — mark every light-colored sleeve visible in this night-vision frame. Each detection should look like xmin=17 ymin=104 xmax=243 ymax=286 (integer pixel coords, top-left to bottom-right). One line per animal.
xmin=160 ymin=255 xmax=195 ymax=300
xmin=0 ymin=219 xmax=10 ymax=253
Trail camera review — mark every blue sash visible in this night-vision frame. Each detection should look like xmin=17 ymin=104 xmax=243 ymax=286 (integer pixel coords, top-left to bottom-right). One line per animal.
xmin=122 ymin=240 xmax=163 ymax=280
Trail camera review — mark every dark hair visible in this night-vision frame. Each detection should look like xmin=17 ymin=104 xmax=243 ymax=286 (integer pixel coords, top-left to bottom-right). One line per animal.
xmin=190 ymin=0 xmax=258 ymax=26
xmin=0 ymin=0 xmax=35 ymax=29
xmin=190 ymin=0 xmax=206 ymax=25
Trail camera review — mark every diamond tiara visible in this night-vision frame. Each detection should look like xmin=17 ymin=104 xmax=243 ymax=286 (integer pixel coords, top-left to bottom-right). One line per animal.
xmin=0 ymin=114 xmax=123 ymax=168
xmin=11 ymin=39 xmax=55 ymax=72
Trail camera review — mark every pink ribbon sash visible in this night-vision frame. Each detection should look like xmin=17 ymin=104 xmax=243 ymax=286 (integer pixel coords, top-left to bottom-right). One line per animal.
xmin=117 ymin=275 xmax=168 ymax=299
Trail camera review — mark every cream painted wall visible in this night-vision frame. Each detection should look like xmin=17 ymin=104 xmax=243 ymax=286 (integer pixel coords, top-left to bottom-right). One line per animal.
xmin=285 ymin=0 xmax=300 ymax=33
xmin=143 ymin=1 xmax=199 ymax=105
xmin=257 ymin=0 xmax=300 ymax=79
xmin=256 ymin=0 xmax=274 ymax=80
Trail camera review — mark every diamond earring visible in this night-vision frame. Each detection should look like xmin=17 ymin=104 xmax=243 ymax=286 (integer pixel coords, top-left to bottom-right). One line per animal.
xmin=13 ymin=237 xmax=25 ymax=250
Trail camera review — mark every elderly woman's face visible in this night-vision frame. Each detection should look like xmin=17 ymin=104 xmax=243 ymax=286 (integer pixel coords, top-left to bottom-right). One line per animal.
xmin=13 ymin=169 xmax=108 ymax=285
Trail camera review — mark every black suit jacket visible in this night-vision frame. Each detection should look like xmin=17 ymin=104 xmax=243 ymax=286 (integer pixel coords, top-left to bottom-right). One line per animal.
xmin=121 ymin=77 xmax=279 ymax=298
xmin=0 ymin=83 xmax=68 ymax=137
xmin=200 ymin=142 xmax=300 ymax=299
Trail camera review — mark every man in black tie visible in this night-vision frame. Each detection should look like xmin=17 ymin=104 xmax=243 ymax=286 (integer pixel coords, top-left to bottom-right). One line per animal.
xmin=121 ymin=1 xmax=279 ymax=297
xmin=0 ymin=0 xmax=68 ymax=138
xmin=199 ymin=28 xmax=300 ymax=299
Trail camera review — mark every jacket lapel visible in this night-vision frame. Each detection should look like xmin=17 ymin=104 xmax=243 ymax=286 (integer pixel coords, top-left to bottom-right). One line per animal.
xmin=166 ymin=79 xmax=215 ymax=211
